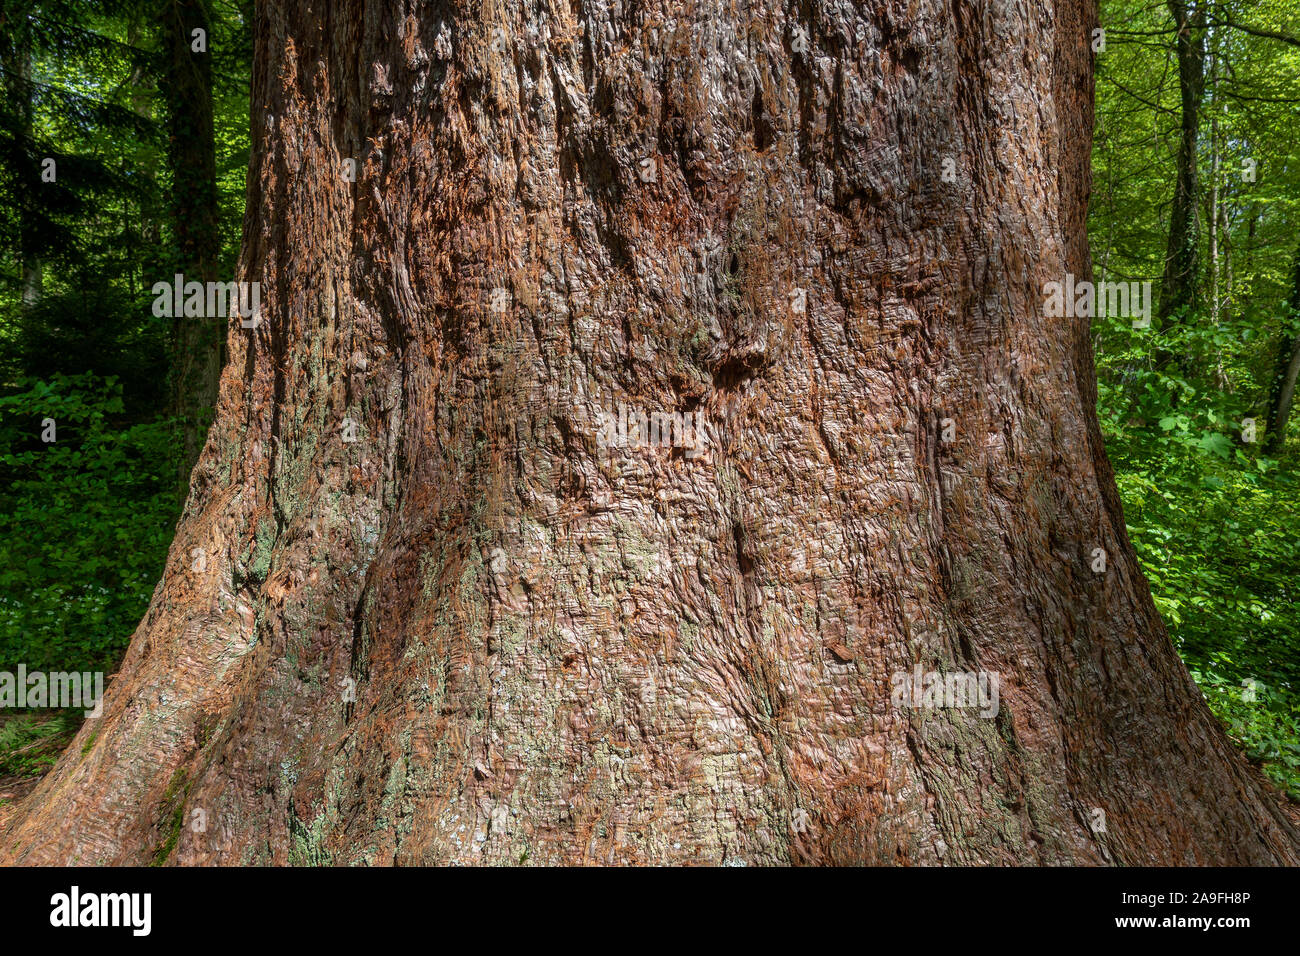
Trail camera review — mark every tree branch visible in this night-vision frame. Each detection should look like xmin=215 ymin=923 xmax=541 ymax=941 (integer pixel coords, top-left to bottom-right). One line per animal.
xmin=1212 ymin=15 xmax=1300 ymax=49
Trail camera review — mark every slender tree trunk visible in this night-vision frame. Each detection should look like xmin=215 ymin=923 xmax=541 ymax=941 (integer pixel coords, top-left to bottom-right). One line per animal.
xmin=1159 ymin=0 xmax=1205 ymax=326
xmin=19 ymin=256 xmax=41 ymax=310
xmin=17 ymin=37 xmax=40 ymax=312
xmin=1221 ymin=175 xmax=1232 ymax=326
xmin=163 ymin=0 xmax=223 ymax=485
xmin=1264 ymin=243 xmax=1300 ymax=454
xmin=128 ymin=16 xmax=163 ymax=301
xmin=1 ymin=8 xmax=42 ymax=312
xmin=1207 ymin=36 xmax=1219 ymax=327
xmin=3 ymin=0 xmax=1296 ymax=866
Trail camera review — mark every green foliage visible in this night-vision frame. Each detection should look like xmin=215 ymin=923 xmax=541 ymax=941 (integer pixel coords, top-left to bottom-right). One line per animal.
xmin=1092 ymin=0 xmax=1300 ymax=800
xmin=1193 ymin=667 xmax=1300 ymax=798
xmin=0 ymin=373 xmax=178 ymax=674
xmin=0 ymin=1 xmax=250 ymax=780
xmin=1096 ymin=301 xmax=1300 ymax=801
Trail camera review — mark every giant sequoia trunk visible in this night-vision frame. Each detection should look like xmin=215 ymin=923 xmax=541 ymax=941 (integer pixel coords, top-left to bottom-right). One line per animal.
xmin=3 ymin=0 xmax=1296 ymax=866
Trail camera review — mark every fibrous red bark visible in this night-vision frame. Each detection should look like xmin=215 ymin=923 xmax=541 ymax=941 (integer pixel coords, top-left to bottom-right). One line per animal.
xmin=4 ymin=0 xmax=1297 ymax=865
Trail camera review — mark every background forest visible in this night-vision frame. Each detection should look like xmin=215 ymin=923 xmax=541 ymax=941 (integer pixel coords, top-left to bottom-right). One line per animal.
xmin=0 ymin=0 xmax=1297 ymax=808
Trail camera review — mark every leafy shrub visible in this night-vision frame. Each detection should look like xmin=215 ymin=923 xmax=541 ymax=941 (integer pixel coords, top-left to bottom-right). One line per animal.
xmin=1097 ymin=311 xmax=1300 ymax=800
xmin=1192 ymin=666 xmax=1300 ymax=799
xmin=0 ymin=373 xmax=178 ymax=675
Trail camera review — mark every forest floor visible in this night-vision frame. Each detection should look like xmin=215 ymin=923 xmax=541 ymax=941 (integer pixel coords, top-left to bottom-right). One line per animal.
xmin=0 ymin=712 xmax=75 ymax=831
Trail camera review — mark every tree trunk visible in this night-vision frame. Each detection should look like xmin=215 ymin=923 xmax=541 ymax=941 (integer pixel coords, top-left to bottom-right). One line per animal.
xmin=1158 ymin=0 xmax=1204 ymax=325
xmin=1 ymin=6 xmax=43 ymax=312
xmin=163 ymin=0 xmax=224 ymax=485
xmin=3 ymin=0 xmax=1296 ymax=866
xmin=1264 ymin=242 xmax=1300 ymax=454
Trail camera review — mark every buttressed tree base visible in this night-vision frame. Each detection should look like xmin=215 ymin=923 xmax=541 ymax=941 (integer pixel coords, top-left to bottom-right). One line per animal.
xmin=4 ymin=0 xmax=1298 ymax=865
